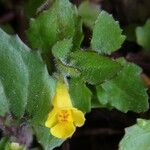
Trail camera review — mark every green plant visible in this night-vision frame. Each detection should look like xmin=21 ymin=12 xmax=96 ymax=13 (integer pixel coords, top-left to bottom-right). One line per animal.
xmin=0 ymin=0 xmax=149 ymax=149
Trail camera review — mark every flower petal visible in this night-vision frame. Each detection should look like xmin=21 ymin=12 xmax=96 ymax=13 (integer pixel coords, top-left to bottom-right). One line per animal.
xmin=72 ymin=109 xmax=85 ymax=127
xmin=52 ymin=82 xmax=73 ymax=108
xmin=45 ymin=108 xmax=58 ymax=128
xmin=51 ymin=122 xmax=75 ymax=139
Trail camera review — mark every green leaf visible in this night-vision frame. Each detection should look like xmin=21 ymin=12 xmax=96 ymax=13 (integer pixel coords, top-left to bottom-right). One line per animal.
xmin=0 ymin=81 xmax=9 ymax=116
xmin=0 ymin=29 xmax=29 ymax=118
xmin=96 ymin=58 xmax=149 ymax=113
xmin=26 ymin=0 xmax=77 ymax=53
xmin=52 ymin=39 xmax=72 ymax=62
xmin=0 ymin=28 xmax=55 ymax=124
xmin=95 ymin=85 xmax=113 ymax=109
xmin=34 ymin=125 xmax=64 ymax=150
xmin=27 ymin=75 xmax=55 ymax=124
xmin=72 ymin=17 xmax=84 ymax=50
xmin=69 ymin=78 xmax=92 ymax=112
xmin=56 ymin=61 xmax=81 ymax=77
xmin=78 ymin=1 xmax=100 ymax=29
xmin=91 ymin=11 xmax=126 ymax=54
xmin=119 ymin=119 xmax=150 ymax=150
xmin=136 ymin=19 xmax=150 ymax=50
xmin=0 ymin=138 xmax=8 ymax=150
xmin=70 ymin=51 xmax=121 ymax=84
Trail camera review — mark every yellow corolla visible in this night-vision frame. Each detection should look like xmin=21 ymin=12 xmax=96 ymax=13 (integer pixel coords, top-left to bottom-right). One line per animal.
xmin=45 ymin=82 xmax=85 ymax=139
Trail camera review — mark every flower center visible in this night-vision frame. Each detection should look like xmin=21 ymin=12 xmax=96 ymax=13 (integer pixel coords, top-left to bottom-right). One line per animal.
xmin=58 ymin=110 xmax=72 ymax=123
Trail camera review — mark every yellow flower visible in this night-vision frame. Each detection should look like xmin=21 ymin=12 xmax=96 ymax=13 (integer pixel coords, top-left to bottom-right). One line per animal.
xmin=45 ymin=82 xmax=85 ymax=139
